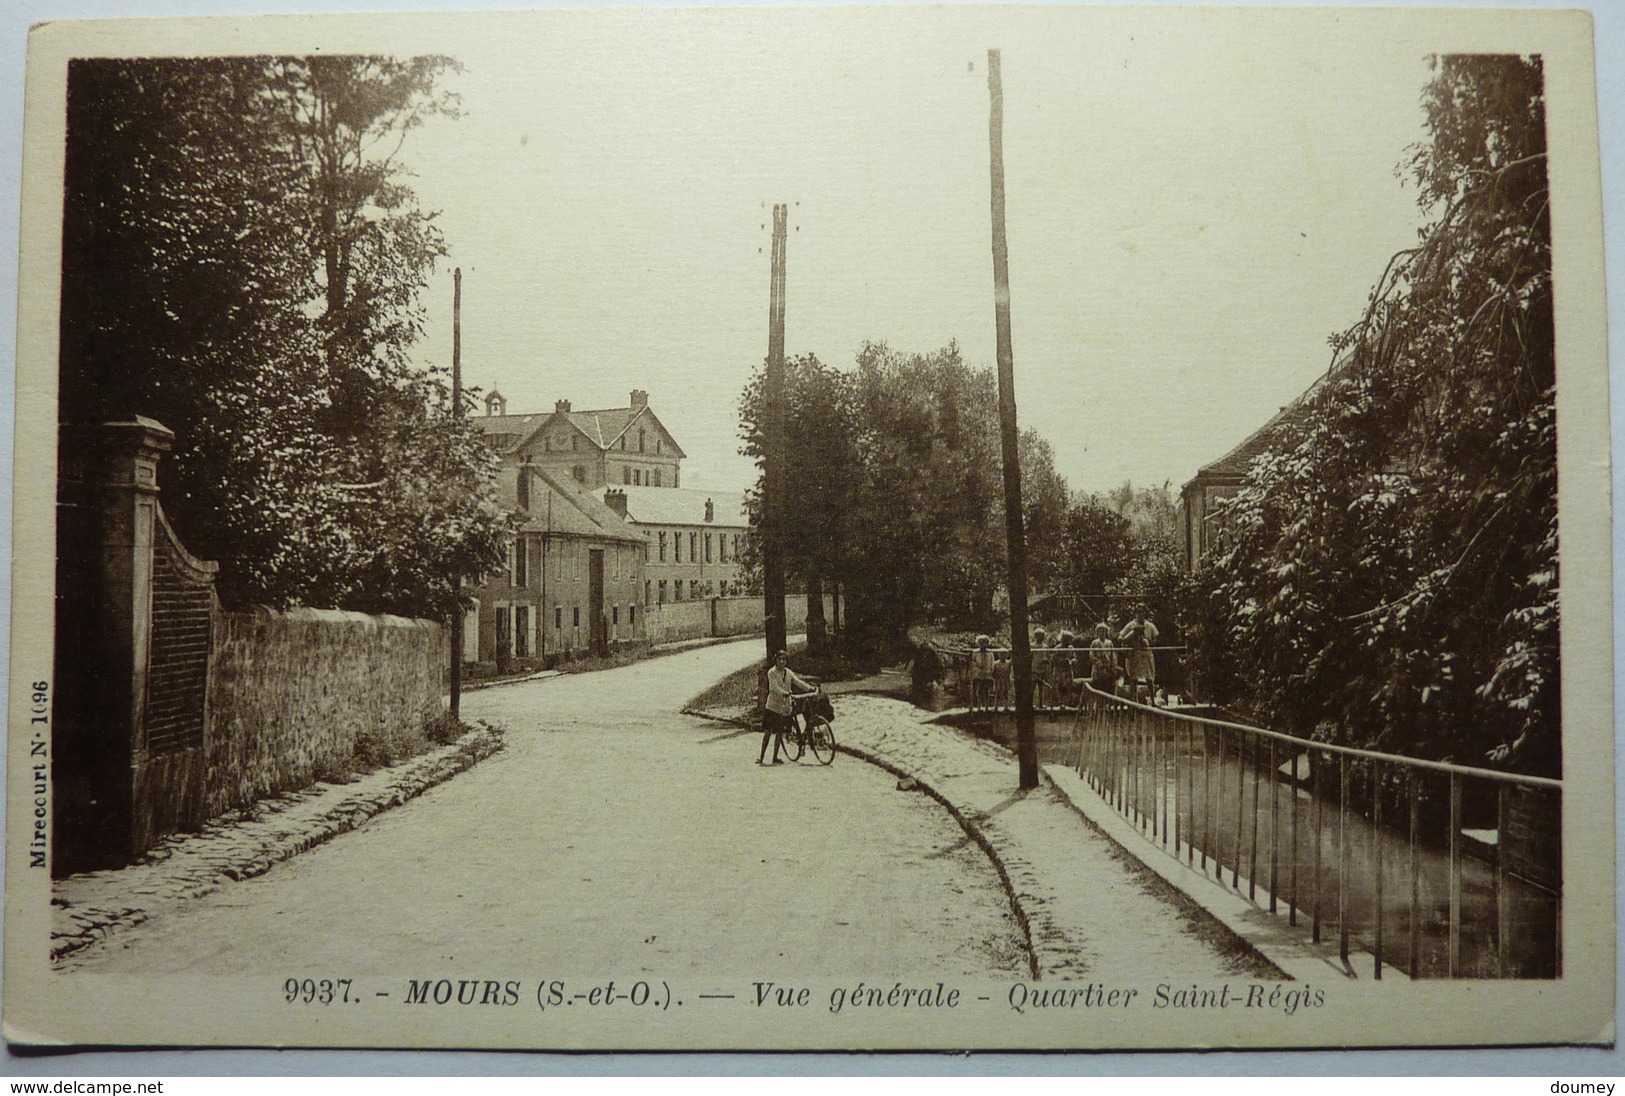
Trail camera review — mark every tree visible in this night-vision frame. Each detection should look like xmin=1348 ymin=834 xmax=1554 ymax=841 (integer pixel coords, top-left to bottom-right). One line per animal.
xmin=1018 ymin=431 xmax=1072 ymax=592
xmin=1057 ymin=497 xmax=1133 ymax=597
xmin=738 ymin=353 xmax=859 ymax=650
xmin=1194 ymin=55 xmax=1555 ymax=773
xmin=1103 ymin=481 xmax=1185 ymax=608
xmin=60 ymin=57 xmax=507 ymax=618
xmin=844 ymin=342 xmax=1006 ymax=646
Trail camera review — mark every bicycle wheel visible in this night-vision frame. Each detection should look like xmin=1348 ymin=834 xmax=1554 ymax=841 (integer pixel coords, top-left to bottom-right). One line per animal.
xmin=778 ymin=720 xmax=804 ymax=762
xmin=807 ymin=716 xmax=836 ymax=765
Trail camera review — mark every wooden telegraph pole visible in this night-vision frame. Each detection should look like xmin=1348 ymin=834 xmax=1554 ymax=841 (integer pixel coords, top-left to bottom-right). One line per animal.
xmin=763 ymin=204 xmax=789 ymax=660
xmin=987 ymin=50 xmax=1038 ymax=789
xmin=449 ymin=266 xmax=464 ymax=721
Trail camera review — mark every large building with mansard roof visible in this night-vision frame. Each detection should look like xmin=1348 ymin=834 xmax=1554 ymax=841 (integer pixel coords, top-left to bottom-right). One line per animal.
xmin=474 ymin=387 xmax=687 ymax=491
xmin=464 ymin=387 xmax=750 ymax=671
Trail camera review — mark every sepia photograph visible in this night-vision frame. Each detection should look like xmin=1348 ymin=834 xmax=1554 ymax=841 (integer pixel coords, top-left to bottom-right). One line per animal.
xmin=2 ymin=3 xmax=1614 ymax=1055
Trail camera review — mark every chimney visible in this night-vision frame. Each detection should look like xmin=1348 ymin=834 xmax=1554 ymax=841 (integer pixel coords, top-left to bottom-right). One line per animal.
xmin=630 ymin=389 xmax=649 ymax=409
xmin=605 ymin=488 xmax=628 ymax=517
xmin=555 ymin=399 xmax=572 ymax=414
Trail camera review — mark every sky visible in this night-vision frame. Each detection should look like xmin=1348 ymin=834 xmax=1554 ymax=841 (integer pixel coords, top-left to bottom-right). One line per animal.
xmin=395 ymin=6 xmax=1438 ymax=498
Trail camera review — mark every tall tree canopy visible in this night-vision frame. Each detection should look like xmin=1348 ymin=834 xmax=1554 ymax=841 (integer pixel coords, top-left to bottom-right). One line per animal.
xmin=61 ymin=56 xmax=507 ymax=618
xmin=739 ymin=341 xmax=1074 ymax=657
xmin=1193 ymin=55 xmax=1555 ymax=774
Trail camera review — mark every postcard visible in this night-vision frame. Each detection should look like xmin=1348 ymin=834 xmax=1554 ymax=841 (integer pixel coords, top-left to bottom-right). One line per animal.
xmin=4 ymin=5 xmax=1612 ymax=1051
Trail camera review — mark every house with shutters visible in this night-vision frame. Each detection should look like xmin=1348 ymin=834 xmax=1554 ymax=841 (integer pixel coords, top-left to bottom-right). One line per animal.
xmin=461 ymin=458 xmax=647 ymax=674
xmin=466 ymin=386 xmax=757 ymax=669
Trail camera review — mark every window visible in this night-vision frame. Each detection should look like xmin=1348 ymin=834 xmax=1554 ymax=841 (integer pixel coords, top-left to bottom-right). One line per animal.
xmin=674 ymin=533 xmax=682 ymax=563
xmin=517 ymin=470 xmax=530 ymax=510
xmin=544 ymin=437 xmax=551 ymax=452
xmin=674 ymin=468 xmax=679 ymax=488
xmin=690 ymin=580 xmax=700 ymax=601
xmin=705 ymin=533 xmax=713 ymax=563
xmin=612 ymin=606 xmax=619 ymax=625
xmin=515 ymin=537 xmax=528 ymax=588
xmin=658 ymin=580 xmax=667 ymax=603
xmin=634 ymin=469 xmax=641 ymax=486
xmin=689 ymin=532 xmax=698 ymax=561
xmin=515 ymin=606 xmax=530 ymax=657
xmin=720 ymin=536 xmax=728 ymax=563
xmin=620 ymin=436 xmax=626 ymax=451
xmin=573 ymin=465 xmax=586 ymax=483
xmin=506 ymin=541 xmax=516 ymax=585
xmin=623 ymin=467 xmax=631 ymax=485
xmin=658 ymin=532 xmax=667 ymax=562
xmin=638 ymin=428 xmax=646 ymax=453
xmin=629 ymin=604 xmax=637 ymax=626
xmin=653 ymin=469 xmax=662 ymax=487
xmin=656 ymin=438 xmax=662 ymax=454
xmin=555 ymin=605 xmax=563 ymax=630
xmin=673 ymin=582 xmax=682 ymax=602
xmin=644 ymin=580 xmax=651 ymax=605
xmin=573 ymin=606 xmax=580 ymax=628
xmin=734 ymin=534 xmax=741 ymax=558
xmin=572 ymin=434 xmax=578 ymax=451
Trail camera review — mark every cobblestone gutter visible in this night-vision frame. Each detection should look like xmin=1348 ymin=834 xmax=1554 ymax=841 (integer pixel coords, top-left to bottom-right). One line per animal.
xmin=51 ymin=723 xmax=505 ymax=965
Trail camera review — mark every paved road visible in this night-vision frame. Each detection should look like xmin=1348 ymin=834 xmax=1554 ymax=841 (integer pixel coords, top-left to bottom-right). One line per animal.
xmin=69 ymin=640 xmax=1027 ymax=977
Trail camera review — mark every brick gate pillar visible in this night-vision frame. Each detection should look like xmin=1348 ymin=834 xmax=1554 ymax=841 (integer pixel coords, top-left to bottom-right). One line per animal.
xmin=54 ymin=417 xmax=215 ymax=874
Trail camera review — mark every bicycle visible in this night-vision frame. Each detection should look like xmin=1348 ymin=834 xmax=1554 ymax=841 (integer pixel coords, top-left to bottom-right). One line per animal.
xmin=778 ymin=687 xmax=837 ymax=765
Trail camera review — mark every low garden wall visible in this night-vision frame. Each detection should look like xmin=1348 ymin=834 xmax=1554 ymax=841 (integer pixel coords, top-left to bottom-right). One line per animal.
xmin=645 ymin=594 xmax=841 ymax=644
xmin=206 ymin=607 xmax=447 ymax=816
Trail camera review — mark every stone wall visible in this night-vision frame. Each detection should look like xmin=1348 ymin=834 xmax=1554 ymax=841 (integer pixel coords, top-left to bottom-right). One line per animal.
xmin=206 ymin=607 xmax=447 ymax=816
xmin=645 ymin=594 xmax=841 ymax=644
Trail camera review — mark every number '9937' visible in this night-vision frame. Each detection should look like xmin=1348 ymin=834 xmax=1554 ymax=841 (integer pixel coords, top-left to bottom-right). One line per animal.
xmin=285 ymin=977 xmax=354 ymax=1004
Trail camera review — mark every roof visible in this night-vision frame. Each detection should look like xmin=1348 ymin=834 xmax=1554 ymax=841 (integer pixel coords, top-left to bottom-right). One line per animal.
xmin=473 ymin=403 xmax=689 ymax=461
xmin=603 ymin=485 xmax=749 ymax=529
xmin=564 ymin=405 xmax=687 ymax=459
xmin=1188 ymin=363 xmax=1338 ymax=486
xmin=512 ymin=468 xmax=644 ymax=544
xmin=472 ymin=413 xmax=550 ymax=455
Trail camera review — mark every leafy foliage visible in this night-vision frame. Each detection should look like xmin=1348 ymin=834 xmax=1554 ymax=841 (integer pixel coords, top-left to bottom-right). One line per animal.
xmin=1192 ymin=55 xmax=1556 ymax=774
xmin=740 ymin=342 xmax=1075 ymax=657
xmin=61 ymin=57 xmax=507 ymax=618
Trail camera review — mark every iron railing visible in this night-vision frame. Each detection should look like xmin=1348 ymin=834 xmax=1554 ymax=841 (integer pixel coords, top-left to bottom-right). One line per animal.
xmin=939 ymin=643 xmax=1191 ymax=707
xmin=1072 ymin=688 xmax=1561 ymax=979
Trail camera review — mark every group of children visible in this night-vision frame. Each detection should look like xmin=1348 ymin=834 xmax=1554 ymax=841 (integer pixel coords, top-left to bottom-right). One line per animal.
xmin=966 ymin=609 xmax=1164 ymax=711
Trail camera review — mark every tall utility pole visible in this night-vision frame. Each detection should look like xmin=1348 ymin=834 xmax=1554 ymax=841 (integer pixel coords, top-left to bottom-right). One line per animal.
xmin=762 ymin=203 xmax=789 ymax=660
xmin=449 ymin=266 xmax=464 ymax=722
xmin=987 ymin=50 xmax=1038 ymax=789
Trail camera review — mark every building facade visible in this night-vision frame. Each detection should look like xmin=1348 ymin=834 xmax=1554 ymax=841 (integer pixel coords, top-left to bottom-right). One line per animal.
xmin=464 ymin=462 xmax=647 ymax=673
xmin=476 ymin=388 xmax=686 ymax=491
xmin=468 ymin=388 xmax=752 ymax=669
xmin=603 ymin=485 xmax=750 ymax=605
